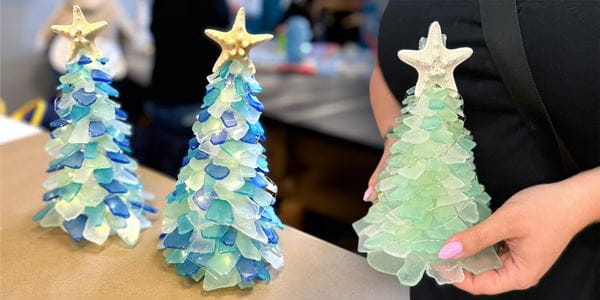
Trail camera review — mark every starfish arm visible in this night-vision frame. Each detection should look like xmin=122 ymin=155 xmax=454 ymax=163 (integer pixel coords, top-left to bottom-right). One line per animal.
xmin=247 ymin=34 xmax=273 ymax=46
xmin=398 ymin=49 xmax=424 ymax=68
xmin=446 ymin=47 xmax=473 ymax=67
xmin=86 ymin=21 xmax=109 ymax=40
xmin=51 ymin=24 xmax=74 ymax=37
xmin=205 ymin=29 xmax=229 ymax=45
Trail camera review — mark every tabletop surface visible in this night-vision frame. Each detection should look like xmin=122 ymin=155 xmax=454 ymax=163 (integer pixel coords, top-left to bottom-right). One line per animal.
xmin=0 ymin=134 xmax=408 ymax=299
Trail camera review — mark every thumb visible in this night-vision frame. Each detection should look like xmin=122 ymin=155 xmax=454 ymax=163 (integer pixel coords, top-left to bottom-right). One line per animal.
xmin=438 ymin=210 xmax=513 ymax=259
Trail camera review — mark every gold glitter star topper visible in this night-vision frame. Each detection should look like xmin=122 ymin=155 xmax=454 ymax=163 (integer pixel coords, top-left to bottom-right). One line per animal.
xmin=51 ymin=6 xmax=107 ymax=62
xmin=398 ymin=22 xmax=472 ymax=97
xmin=205 ymin=7 xmax=273 ymax=73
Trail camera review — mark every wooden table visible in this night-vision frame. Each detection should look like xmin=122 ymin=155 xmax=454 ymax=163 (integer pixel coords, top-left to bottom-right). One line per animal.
xmin=0 ymin=134 xmax=408 ymax=299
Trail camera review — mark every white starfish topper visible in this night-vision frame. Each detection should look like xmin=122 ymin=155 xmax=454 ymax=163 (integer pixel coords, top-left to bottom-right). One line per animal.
xmin=398 ymin=22 xmax=472 ymax=97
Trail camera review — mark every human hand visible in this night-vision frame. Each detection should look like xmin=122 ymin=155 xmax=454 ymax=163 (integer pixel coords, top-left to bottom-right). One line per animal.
xmin=363 ymin=137 xmax=396 ymax=202
xmin=437 ymin=178 xmax=599 ymax=295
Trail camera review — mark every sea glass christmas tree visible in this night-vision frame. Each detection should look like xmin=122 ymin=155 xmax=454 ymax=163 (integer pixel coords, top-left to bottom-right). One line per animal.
xmin=33 ymin=6 xmax=155 ymax=246
xmin=158 ymin=8 xmax=284 ymax=291
xmin=353 ymin=22 xmax=502 ymax=286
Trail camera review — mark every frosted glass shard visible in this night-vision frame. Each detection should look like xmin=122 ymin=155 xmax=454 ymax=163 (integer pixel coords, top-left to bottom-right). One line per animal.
xmin=203 ymin=269 xmax=241 ymax=291
xmin=115 ymin=215 xmax=141 ymax=246
xmin=461 ymin=247 xmax=503 ymax=275
xmin=83 ymin=218 xmax=110 ymax=245
xmin=40 ymin=208 xmax=63 ymax=227
xmin=367 ymin=251 xmax=405 ymax=275
xmin=236 ymin=234 xmax=261 ymax=260
xmin=206 ymin=252 xmax=240 ymax=276
xmin=395 ymin=162 xmax=425 ymax=180
xmin=426 ymin=262 xmax=465 ymax=285
xmin=261 ymin=244 xmax=284 ymax=269
xmin=395 ymin=254 xmax=427 ymax=286
xmin=400 ymin=128 xmax=430 ymax=144
xmin=55 ymin=198 xmax=85 ymax=221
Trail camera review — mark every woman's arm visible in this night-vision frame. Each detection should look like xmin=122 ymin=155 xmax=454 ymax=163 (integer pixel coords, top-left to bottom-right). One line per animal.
xmin=363 ymin=61 xmax=402 ymax=201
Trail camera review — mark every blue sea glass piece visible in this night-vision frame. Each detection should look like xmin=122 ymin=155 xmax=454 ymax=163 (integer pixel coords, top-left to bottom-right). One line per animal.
xmin=99 ymin=57 xmax=109 ymax=64
xmin=63 ymin=215 xmax=87 ymax=242
xmin=205 ymin=163 xmax=230 ymax=180
xmin=236 ymin=181 xmax=256 ymax=197
xmin=88 ymin=120 xmax=106 ymax=137
xmin=240 ymin=130 xmax=259 ymax=144
xmin=61 ymin=83 xmax=75 ymax=94
xmin=106 ymin=151 xmax=130 ymax=164
xmin=192 ymin=188 xmax=216 ymax=211
xmin=248 ymin=121 xmax=265 ymax=136
xmin=43 ymin=189 xmax=60 ymax=201
xmin=262 ymin=226 xmax=279 ymax=244
xmin=93 ymin=168 xmax=113 ymax=184
xmin=210 ymin=130 xmax=227 ymax=145
xmin=91 ymin=69 xmax=112 ymax=83
xmin=164 ymin=230 xmax=193 ymax=249
xmin=96 ymin=82 xmax=119 ymax=97
xmin=70 ymin=106 xmax=90 ymax=122
xmin=235 ymin=76 xmax=247 ymax=94
xmin=203 ymin=88 xmax=220 ymax=107
xmin=221 ymin=228 xmax=237 ymax=246
xmin=59 ymin=182 xmax=82 ymax=201
xmin=260 ymin=207 xmax=284 ymax=229
xmin=250 ymin=175 xmax=268 ymax=188
xmin=246 ymin=94 xmax=264 ymax=112
xmin=130 ymin=201 xmax=157 ymax=213
xmin=255 ymin=261 xmax=271 ymax=281
xmin=221 ymin=111 xmax=237 ymax=128
xmin=104 ymin=195 xmax=130 ymax=218
xmin=32 ymin=202 xmax=55 ymax=221
xmin=257 ymin=156 xmax=269 ymax=172
xmin=99 ymin=180 xmax=128 ymax=194
xmin=194 ymin=149 xmax=209 ymax=160
xmin=236 ymin=258 xmax=259 ymax=281
xmin=84 ymin=142 xmax=97 ymax=159
xmin=77 ymin=56 xmax=92 ymax=65
xmin=72 ymin=88 xmax=97 ymax=106
xmin=219 ymin=61 xmax=232 ymax=78
xmin=189 ymin=137 xmax=200 ymax=150
xmin=50 ymin=119 xmax=69 ymax=128
xmin=205 ymin=200 xmax=234 ymax=225
xmin=63 ymin=151 xmax=84 ymax=169
xmin=198 ymin=108 xmax=210 ymax=122
xmin=201 ymin=224 xmax=228 ymax=239
xmin=115 ymin=108 xmax=128 ymax=120
xmin=85 ymin=204 xmax=106 ymax=226
xmin=177 ymin=214 xmax=194 ymax=234
xmin=182 ymin=259 xmax=201 ymax=276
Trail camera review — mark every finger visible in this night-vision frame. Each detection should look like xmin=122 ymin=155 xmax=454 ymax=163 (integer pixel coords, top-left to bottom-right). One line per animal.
xmin=439 ymin=210 xmax=515 ymax=259
xmin=454 ymin=251 xmax=536 ymax=295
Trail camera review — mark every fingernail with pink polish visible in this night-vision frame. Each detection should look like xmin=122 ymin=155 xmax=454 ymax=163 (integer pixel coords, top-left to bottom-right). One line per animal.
xmin=363 ymin=186 xmax=374 ymax=202
xmin=438 ymin=241 xmax=463 ymax=259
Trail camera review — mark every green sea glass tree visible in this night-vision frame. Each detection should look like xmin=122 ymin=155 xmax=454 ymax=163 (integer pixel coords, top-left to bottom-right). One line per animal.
xmin=353 ymin=22 xmax=502 ymax=286
xmin=33 ymin=6 xmax=155 ymax=246
xmin=158 ymin=8 xmax=284 ymax=291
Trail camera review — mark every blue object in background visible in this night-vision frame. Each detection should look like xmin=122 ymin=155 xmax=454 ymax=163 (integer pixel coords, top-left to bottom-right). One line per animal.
xmin=286 ymin=16 xmax=312 ymax=64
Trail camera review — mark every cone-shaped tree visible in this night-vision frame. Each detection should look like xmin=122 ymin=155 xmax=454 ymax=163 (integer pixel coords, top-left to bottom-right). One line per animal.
xmin=158 ymin=8 xmax=284 ymax=291
xmin=353 ymin=22 xmax=502 ymax=286
xmin=33 ymin=6 xmax=155 ymax=246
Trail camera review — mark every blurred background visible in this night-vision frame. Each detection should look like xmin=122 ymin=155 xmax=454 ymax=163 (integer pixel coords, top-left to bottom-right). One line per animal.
xmin=0 ymin=0 xmax=388 ymax=251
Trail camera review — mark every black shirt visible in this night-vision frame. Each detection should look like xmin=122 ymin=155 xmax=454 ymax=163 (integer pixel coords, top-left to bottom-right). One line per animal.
xmin=378 ymin=0 xmax=599 ymax=299
xmin=150 ymin=0 xmax=229 ymax=105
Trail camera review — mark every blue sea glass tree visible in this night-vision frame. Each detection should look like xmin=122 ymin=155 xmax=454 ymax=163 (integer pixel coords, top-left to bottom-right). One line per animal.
xmin=33 ymin=6 xmax=155 ymax=246
xmin=158 ymin=8 xmax=284 ymax=291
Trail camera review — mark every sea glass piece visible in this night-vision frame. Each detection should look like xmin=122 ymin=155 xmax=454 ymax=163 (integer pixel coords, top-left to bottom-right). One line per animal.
xmin=105 ymin=151 xmax=130 ymax=164
xmin=99 ymin=180 xmax=128 ymax=194
xmin=205 ymin=163 xmax=230 ymax=180
xmin=63 ymin=214 xmax=88 ymax=242
xmin=88 ymin=120 xmax=106 ymax=137
xmin=72 ymin=88 xmax=97 ymax=106
xmin=104 ymin=196 xmax=131 ymax=218
xmin=205 ymin=200 xmax=234 ymax=225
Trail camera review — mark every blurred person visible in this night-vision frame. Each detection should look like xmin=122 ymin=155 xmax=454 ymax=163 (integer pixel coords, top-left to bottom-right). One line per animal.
xmin=36 ymin=0 xmax=141 ymax=82
xmin=364 ymin=0 xmax=599 ymax=299
xmin=136 ymin=0 xmax=229 ymax=176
